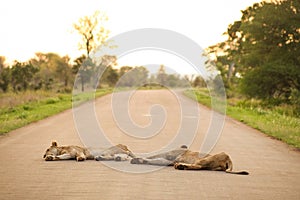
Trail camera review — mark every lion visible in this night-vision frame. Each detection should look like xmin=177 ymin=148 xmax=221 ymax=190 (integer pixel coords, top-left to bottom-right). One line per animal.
xmin=130 ymin=145 xmax=189 ymax=166
xmin=131 ymin=146 xmax=248 ymax=175
xmin=43 ymin=141 xmax=94 ymax=161
xmin=43 ymin=141 xmax=135 ymax=162
xmin=94 ymin=144 xmax=136 ymax=161
xmin=174 ymin=152 xmax=249 ymax=175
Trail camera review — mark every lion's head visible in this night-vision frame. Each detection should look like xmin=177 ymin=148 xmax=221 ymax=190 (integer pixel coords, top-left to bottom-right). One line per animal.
xmin=43 ymin=141 xmax=60 ymax=161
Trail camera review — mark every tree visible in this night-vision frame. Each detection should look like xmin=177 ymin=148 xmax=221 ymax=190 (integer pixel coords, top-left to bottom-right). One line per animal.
xmin=192 ymin=76 xmax=206 ymax=88
xmin=73 ymin=56 xmax=94 ymax=92
xmin=30 ymin=53 xmax=50 ymax=90
xmin=99 ymin=55 xmax=118 ymax=87
xmin=0 ymin=68 xmax=10 ymax=92
xmin=0 ymin=56 xmax=5 ymax=70
xmin=31 ymin=53 xmax=73 ymax=90
xmin=73 ymin=54 xmax=117 ymax=91
xmin=72 ymin=55 xmax=87 ymax=75
xmin=166 ymin=74 xmax=179 ymax=87
xmin=117 ymin=66 xmax=149 ymax=87
xmin=156 ymin=65 xmax=167 ymax=86
xmin=0 ymin=56 xmax=10 ymax=92
xmin=73 ymin=11 xmax=110 ymax=57
xmin=207 ymin=0 xmax=300 ymax=102
xmin=102 ymin=66 xmax=119 ymax=87
xmin=164 ymin=74 xmax=191 ymax=88
xmin=11 ymin=61 xmax=39 ymax=91
xmin=119 ymin=66 xmax=132 ymax=77
xmin=239 ymin=1 xmax=300 ymax=101
xmin=55 ymin=55 xmax=73 ymax=89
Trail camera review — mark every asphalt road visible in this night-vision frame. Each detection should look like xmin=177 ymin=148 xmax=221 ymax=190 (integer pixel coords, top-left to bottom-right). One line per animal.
xmin=0 ymin=90 xmax=299 ymax=200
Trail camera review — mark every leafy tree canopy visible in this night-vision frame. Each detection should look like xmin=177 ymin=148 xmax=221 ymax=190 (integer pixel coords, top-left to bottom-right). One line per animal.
xmin=73 ymin=11 xmax=110 ymax=57
xmin=208 ymin=0 xmax=300 ymax=102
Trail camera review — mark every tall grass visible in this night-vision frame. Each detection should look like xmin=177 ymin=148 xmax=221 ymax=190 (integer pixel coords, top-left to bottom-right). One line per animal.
xmin=184 ymin=88 xmax=300 ymax=149
xmin=0 ymin=89 xmax=112 ymax=134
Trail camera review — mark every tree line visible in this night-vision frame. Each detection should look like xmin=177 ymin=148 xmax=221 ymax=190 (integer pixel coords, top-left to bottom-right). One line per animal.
xmin=207 ymin=0 xmax=300 ymax=107
xmin=0 ymin=54 xmax=205 ymax=93
xmin=0 ymin=53 xmax=75 ymax=92
xmin=0 ymin=10 xmax=207 ymax=93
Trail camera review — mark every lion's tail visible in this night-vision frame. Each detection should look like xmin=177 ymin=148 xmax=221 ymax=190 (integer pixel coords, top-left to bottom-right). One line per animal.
xmin=226 ymin=170 xmax=249 ymax=175
xmin=225 ymin=157 xmax=249 ymax=175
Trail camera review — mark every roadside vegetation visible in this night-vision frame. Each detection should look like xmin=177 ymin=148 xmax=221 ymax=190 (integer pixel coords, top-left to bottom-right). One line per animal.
xmin=191 ymin=1 xmax=300 ymax=149
xmin=185 ymin=88 xmax=300 ymax=149
xmin=0 ymin=89 xmax=112 ymax=134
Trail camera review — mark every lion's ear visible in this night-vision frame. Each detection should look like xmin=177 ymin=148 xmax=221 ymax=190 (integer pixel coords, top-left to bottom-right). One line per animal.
xmin=52 ymin=141 xmax=58 ymax=147
xmin=180 ymin=145 xmax=188 ymax=149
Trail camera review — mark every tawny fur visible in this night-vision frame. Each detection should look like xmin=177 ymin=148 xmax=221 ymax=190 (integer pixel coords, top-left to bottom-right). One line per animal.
xmin=43 ymin=141 xmax=135 ymax=162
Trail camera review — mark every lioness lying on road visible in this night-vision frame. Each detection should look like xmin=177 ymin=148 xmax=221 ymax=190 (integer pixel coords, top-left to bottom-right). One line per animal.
xmin=94 ymin=144 xmax=136 ymax=161
xmin=131 ymin=146 xmax=249 ymax=175
xmin=174 ymin=152 xmax=249 ymax=175
xmin=130 ymin=145 xmax=189 ymax=166
xmin=43 ymin=141 xmax=135 ymax=162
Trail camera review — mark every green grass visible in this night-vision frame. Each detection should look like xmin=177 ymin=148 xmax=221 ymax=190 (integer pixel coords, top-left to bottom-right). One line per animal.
xmin=184 ymin=88 xmax=300 ymax=149
xmin=72 ymin=89 xmax=112 ymax=107
xmin=0 ymin=89 xmax=112 ymax=134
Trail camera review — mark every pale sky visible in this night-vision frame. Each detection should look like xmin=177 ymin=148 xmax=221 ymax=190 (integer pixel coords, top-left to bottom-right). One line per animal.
xmin=0 ymin=0 xmax=261 ymax=74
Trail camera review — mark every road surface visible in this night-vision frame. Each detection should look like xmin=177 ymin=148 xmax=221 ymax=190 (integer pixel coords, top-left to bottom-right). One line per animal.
xmin=0 ymin=90 xmax=299 ymax=200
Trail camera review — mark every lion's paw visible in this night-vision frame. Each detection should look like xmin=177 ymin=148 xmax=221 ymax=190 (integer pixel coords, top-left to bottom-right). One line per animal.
xmin=95 ymin=156 xmax=104 ymax=161
xmin=76 ymin=157 xmax=85 ymax=162
xmin=130 ymin=158 xmax=144 ymax=164
xmin=45 ymin=156 xmax=54 ymax=161
xmin=174 ymin=163 xmax=186 ymax=170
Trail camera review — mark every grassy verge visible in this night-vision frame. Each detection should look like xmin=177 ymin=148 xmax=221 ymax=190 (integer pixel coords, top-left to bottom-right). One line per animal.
xmin=0 ymin=89 xmax=112 ymax=134
xmin=184 ymin=88 xmax=300 ymax=149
